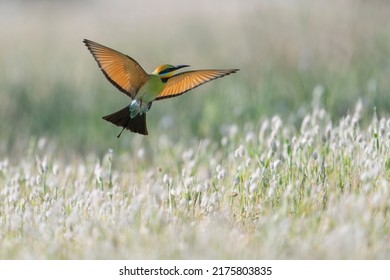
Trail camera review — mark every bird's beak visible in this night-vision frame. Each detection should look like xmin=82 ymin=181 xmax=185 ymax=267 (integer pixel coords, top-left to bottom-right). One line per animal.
xmin=174 ymin=65 xmax=190 ymax=71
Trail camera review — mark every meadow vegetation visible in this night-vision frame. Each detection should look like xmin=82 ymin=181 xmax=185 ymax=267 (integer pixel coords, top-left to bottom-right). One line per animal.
xmin=1 ymin=0 xmax=390 ymax=258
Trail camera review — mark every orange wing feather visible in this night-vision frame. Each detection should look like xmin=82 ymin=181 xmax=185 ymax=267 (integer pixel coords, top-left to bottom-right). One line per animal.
xmin=83 ymin=39 xmax=149 ymax=98
xmin=156 ymin=69 xmax=239 ymax=100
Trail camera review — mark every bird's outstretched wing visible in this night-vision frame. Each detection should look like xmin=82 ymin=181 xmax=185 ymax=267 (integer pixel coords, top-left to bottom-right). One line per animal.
xmin=156 ymin=69 xmax=239 ymax=100
xmin=83 ymin=39 xmax=149 ymax=98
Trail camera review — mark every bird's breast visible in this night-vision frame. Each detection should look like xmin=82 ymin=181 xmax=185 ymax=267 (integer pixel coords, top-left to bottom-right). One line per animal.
xmin=137 ymin=75 xmax=166 ymax=103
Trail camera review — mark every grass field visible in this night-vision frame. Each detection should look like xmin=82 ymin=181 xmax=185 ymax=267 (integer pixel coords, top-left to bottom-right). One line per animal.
xmin=1 ymin=0 xmax=390 ymax=259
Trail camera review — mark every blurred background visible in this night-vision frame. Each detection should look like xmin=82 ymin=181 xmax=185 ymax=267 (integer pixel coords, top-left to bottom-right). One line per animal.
xmin=1 ymin=0 xmax=390 ymax=158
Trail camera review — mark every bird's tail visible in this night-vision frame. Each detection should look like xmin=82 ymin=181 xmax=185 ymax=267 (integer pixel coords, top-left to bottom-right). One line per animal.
xmin=102 ymin=106 xmax=148 ymax=136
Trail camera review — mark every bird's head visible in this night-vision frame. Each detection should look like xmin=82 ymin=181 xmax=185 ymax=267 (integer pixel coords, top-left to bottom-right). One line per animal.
xmin=152 ymin=64 xmax=190 ymax=78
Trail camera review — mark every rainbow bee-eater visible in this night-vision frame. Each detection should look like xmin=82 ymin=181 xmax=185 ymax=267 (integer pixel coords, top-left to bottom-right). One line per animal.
xmin=83 ymin=39 xmax=238 ymax=136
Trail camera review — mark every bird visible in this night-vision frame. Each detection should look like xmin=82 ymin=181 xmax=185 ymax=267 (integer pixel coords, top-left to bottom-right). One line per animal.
xmin=83 ymin=39 xmax=239 ymax=136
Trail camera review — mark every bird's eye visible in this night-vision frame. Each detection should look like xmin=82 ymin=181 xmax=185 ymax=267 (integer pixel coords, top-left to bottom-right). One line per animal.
xmin=159 ymin=67 xmax=175 ymax=75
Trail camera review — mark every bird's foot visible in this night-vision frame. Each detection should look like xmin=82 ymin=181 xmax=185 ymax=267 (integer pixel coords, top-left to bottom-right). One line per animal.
xmin=129 ymin=99 xmax=151 ymax=118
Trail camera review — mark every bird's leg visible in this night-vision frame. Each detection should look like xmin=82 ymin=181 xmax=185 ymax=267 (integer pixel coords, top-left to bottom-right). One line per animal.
xmin=129 ymin=99 xmax=150 ymax=120
xmin=139 ymin=100 xmax=151 ymax=114
xmin=146 ymin=102 xmax=152 ymax=112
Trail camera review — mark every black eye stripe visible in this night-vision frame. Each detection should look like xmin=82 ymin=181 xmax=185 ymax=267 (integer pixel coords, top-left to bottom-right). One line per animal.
xmin=159 ymin=67 xmax=175 ymax=75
